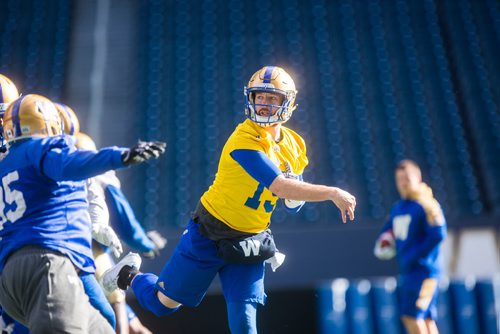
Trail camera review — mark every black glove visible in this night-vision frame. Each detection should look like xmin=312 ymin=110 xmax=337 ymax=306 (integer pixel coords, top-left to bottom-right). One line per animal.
xmin=122 ymin=141 xmax=166 ymax=166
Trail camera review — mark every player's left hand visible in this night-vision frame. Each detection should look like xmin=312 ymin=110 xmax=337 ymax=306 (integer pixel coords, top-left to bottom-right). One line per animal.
xmin=92 ymin=224 xmax=123 ymax=257
xmin=331 ymin=188 xmax=356 ymax=223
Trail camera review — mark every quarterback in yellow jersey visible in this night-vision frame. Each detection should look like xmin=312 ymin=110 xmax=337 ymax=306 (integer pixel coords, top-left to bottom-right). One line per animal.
xmin=102 ymin=66 xmax=357 ymax=334
xmin=201 ymin=117 xmax=308 ymax=233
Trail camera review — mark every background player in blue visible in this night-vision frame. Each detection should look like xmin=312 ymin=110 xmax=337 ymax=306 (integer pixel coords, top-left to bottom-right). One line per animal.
xmin=101 ymin=66 xmax=357 ymax=334
xmin=374 ymin=160 xmax=447 ymax=334
xmin=76 ymin=131 xmax=161 ymax=334
xmin=0 ymin=94 xmax=166 ymax=333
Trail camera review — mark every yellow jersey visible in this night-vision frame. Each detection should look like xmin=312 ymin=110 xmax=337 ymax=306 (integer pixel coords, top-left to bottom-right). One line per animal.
xmin=200 ymin=119 xmax=308 ymax=233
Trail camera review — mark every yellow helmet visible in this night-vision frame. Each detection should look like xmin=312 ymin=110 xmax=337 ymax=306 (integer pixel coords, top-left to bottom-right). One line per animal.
xmin=244 ymin=66 xmax=297 ymax=126
xmin=54 ymin=102 xmax=80 ymax=136
xmin=0 ymin=74 xmax=20 ymax=116
xmin=3 ymin=94 xmax=63 ymax=143
xmin=75 ymin=132 xmax=97 ymax=151
xmin=0 ymin=74 xmax=20 ymax=150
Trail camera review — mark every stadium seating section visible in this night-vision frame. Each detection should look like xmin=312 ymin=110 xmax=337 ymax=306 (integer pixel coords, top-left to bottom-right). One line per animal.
xmin=1 ymin=0 xmax=498 ymax=227
xmin=0 ymin=0 xmax=71 ymax=101
xmin=136 ymin=0 xmax=500 ymax=227
xmin=317 ymin=276 xmax=500 ymax=334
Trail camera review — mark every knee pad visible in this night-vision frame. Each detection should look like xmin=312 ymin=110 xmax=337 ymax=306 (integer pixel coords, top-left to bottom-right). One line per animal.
xmin=132 ymin=273 xmax=180 ymax=317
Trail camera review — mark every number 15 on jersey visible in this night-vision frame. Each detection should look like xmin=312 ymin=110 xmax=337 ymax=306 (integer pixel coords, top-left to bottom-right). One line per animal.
xmin=0 ymin=171 xmax=26 ymax=230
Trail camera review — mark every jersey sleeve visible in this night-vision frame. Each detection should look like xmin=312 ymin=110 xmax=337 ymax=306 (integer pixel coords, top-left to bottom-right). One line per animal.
xmin=86 ymin=177 xmax=109 ymax=226
xmin=230 ymin=149 xmax=282 ymax=188
xmin=403 ymin=206 xmax=446 ymax=268
xmin=105 ymin=184 xmax=155 ymax=253
xmin=39 ymin=137 xmax=126 ymax=181
xmin=378 ymin=217 xmax=393 ymax=235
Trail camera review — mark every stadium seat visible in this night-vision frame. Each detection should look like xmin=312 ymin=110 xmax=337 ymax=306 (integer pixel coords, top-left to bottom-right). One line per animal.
xmin=436 ymin=277 xmax=455 ymax=334
xmin=317 ymin=279 xmax=350 ymax=334
xmin=449 ymin=277 xmax=481 ymax=334
xmin=370 ymin=277 xmax=400 ymax=334
xmin=346 ymin=279 xmax=375 ymax=334
xmin=475 ymin=276 xmax=500 ymax=334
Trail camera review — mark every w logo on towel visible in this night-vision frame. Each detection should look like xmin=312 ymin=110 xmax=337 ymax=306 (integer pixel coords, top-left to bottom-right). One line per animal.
xmin=240 ymin=239 xmax=261 ymax=257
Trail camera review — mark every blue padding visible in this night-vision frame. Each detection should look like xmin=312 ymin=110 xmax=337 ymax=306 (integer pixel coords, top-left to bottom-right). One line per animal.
xmin=436 ymin=279 xmax=455 ymax=334
xmin=131 ymin=273 xmax=180 ymax=317
xmin=449 ymin=278 xmax=481 ymax=334
xmin=317 ymin=279 xmax=349 ymax=334
xmin=370 ymin=278 xmax=400 ymax=334
xmin=475 ymin=278 xmax=500 ymax=334
xmin=346 ymin=280 xmax=374 ymax=334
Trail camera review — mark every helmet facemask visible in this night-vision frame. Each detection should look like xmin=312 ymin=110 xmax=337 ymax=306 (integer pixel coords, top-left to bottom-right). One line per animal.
xmin=244 ymin=66 xmax=297 ymax=127
xmin=244 ymin=86 xmax=296 ymax=127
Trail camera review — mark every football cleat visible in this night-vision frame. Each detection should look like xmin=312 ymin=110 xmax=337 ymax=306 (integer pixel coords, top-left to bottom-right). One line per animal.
xmin=54 ymin=102 xmax=80 ymax=136
xmin=3 ymin=94 xmax=62 ymax=144
xmin=100 ymin=252 xmax=142 ymax=294
xmin=244 ymin=66 xmax=297 ymax=127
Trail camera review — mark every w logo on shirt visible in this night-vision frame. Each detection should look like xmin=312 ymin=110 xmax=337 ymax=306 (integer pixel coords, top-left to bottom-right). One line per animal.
xmin=393 ymin=214 xmax=412 ymax=241
xmin=239 ymin=239 xmax=261 ymax=257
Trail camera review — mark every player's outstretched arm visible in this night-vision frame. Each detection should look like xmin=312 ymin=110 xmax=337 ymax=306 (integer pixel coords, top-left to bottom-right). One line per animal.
xmin=269 ymin=175 xmax=356 ymax=223
xmin=42 ymin=140 xmax=167 ymax=181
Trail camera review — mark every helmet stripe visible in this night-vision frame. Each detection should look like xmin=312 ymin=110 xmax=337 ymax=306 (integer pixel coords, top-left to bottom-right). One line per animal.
xmin=11 ymin=96 xmax=26 ymax=137
xmin=262 ymin=66 xmax=275 ymax=83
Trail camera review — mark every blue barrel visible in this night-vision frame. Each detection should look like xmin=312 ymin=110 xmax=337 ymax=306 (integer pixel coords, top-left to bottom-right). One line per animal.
xmin=317 ymin=279 xmax=350 ymax=334
xmin=475 ymin=276 xmax=500 ymax=334
xmin=449 ymin=277 xmax=481 ymax=334
xmin=370 ymin=277 xmax=400 ymax=334
xmin=346 ymin=279 xmax=375 ymax=334
xmin=436 ymin=277 xmax=454 ymax=334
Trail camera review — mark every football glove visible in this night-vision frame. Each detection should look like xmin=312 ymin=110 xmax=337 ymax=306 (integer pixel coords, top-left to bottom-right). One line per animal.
xmin=122 ymin=141 xmax=166 ymax=167
xmin=92 ymin=224 xmax=123 ymax=258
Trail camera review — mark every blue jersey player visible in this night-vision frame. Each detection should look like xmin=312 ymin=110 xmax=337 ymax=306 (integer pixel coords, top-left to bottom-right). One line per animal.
xmin=374 ymin=160 xmax=446 ymax=334
xmin=0 ymin=94 xmax=166 ymax=333
xmin=77 ymin=131 xmax=160 ymax=334
xmin=100 ymin=66 xmax=357 ymax=334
